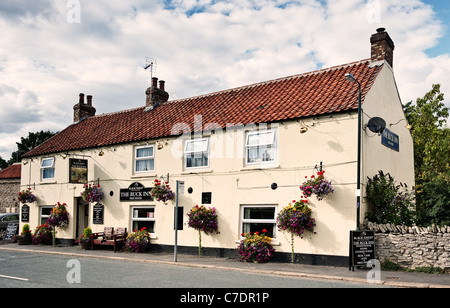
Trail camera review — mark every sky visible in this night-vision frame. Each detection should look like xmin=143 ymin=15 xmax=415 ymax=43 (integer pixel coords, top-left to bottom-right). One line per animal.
xmin=0 ymin=0 xmax=449 ymax=160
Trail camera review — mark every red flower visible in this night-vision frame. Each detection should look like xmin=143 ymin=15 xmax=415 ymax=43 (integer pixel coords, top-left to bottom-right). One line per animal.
xmin=262 ymin=229 xmax=267 ymax=233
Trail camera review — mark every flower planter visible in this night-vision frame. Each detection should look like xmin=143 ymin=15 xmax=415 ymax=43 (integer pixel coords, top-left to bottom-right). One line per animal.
xmin=17 ymin=236 xmax=32 ymax=245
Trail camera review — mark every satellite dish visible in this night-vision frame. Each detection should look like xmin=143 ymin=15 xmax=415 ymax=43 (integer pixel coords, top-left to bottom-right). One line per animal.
xmin=367 ymin=117 xmax=386 ymax=135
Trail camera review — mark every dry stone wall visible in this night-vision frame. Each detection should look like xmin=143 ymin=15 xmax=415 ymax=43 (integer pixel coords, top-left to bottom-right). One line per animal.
xmin=0 ymin=178 xmax=20 ymax=213
xmin=364 ymin=220 xmax=450 ymax=270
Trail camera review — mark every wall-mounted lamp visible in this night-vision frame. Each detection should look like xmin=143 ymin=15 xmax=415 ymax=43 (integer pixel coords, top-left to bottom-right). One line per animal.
xmin=98 ymin=150 xmax=104 ymax=157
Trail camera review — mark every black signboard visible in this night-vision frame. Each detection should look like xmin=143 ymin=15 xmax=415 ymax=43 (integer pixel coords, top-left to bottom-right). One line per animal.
xmin=21 ymin=204 xmax=29 ymax=222
xmin=69 ymin=159 xmax=88 ymax=184
xmin=174 ymin=206 xmax=184 ymax=231
xmin=349 ymin=230 xmax=375 ymax=270
xmin=93 ymin=203 xmax=104 ymax=225
xmin=120 ymin=182 xmax=153 ymax=201
xmin=3 ymin=222 xmax=19 ymax=241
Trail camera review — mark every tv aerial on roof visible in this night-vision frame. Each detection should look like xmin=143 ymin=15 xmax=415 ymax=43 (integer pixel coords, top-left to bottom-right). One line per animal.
xmin=367 ymin=117 xmax=386 ymax=135
xmin=144 ymin=57 xmax=157 ymax=80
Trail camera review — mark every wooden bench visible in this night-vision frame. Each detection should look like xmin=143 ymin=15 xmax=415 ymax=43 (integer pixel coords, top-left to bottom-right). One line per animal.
xmin=92 ymin=227 xmax=127 ymax=252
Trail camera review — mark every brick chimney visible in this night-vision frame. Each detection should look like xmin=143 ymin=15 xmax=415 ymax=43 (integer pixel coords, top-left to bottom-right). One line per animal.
xmin=370 ymin=28 xmax=395 ymax=68
xmin=73 ymin=93 xmax=96 ymax=123
xmin=145 ymin=77 xmax=169 ymax=109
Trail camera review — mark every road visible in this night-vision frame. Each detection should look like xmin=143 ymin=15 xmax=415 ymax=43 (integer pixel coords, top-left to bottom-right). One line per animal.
xmin=0 ymin=250 xmax=388 ymax=291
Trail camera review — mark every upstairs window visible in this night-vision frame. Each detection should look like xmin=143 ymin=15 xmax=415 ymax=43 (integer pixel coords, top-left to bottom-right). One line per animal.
xmin=245 ymin=130 xmax=277 ymax=165
xmin=135 ymin=145 xmax=155 ymax=173
xmin=41 ymin=157 xmax=55 ymax=180
xmin=185 ymin=138 xmax=209 ymax=169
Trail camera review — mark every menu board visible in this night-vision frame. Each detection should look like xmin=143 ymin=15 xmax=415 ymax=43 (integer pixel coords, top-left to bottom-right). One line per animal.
xmin=350 ymin=230 xmax=375 ymax=269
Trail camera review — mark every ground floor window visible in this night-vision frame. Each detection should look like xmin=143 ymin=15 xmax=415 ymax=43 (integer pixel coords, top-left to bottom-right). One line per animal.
xmin=240 ymin=205 xmax=277 ymax=239
xmin=40 ymin=206 xmax=53 ymax=225
xmin=131 ymin=206 xmax=155 ymax=233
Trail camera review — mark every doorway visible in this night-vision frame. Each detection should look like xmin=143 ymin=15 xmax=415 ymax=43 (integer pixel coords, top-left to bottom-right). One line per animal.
xmin=76 ymin=197 xmax=89 ymax=238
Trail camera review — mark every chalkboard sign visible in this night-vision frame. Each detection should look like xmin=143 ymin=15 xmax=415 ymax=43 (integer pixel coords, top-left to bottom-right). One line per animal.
xmin=92 ymin=203 xmax=104 ymax=225
xmin=21 ymin=204 xmax=30 ymax=222
xmin=3 ymin=222 xmax=19 ymax=241
xmin=349 ymin=230 xmax=375 ymax=270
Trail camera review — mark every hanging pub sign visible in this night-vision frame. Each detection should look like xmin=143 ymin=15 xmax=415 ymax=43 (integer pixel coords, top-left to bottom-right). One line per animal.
xmin=69 ymin=159 xmax=88 ymax=184
xmin=120 ymin=182 xmax=153 ymax=201
xmin=381 ymin=128 xmax=399 ymax=152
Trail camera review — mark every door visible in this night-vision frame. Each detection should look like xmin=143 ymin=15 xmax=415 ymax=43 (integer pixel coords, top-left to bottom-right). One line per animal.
xmin=76 ymin=197 xmax=89 ymax=238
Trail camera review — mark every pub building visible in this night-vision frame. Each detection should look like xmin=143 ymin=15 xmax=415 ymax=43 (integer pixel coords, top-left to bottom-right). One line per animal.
xmin=19 ymin=29 xmax=414 ymax=265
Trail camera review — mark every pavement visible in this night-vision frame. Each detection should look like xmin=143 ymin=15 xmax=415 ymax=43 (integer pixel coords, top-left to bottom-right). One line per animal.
xmin=1 ymin=242 xmax=449 ymax=288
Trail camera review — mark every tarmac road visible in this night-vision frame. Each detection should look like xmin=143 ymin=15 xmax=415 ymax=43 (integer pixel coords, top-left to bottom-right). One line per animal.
xmin=0 ymin=242 xmax=449 ymax=290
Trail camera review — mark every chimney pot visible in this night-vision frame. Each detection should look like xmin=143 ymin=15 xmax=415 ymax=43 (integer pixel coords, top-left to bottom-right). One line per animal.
xmin=79 ymin=93 xmax=85 ymax=104
xmin=159 ymin=80 xmax=165 ymax=91
xmin=87 ymin=95 xmax=93 ymax=106
xmin=152 ymin=77 xmax=158 ymax=88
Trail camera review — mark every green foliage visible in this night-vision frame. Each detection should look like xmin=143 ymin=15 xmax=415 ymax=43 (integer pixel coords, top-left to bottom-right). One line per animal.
xmin=403 ymin=84 xmax=450 ymax=227
xmin=365 ymin=171 xmax=415 ymax=226
xmin=83 ymin=227 xmax=92 ymax=238
xmin=415 ymin=178 xmax=450 ymax=226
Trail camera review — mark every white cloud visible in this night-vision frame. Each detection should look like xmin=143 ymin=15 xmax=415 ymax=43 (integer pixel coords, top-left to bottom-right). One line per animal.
xmin=0 ymin=0 xmax=449 ymax=159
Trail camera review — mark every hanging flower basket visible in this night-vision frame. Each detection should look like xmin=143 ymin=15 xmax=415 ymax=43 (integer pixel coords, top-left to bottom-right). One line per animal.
xmin=81 ymin=184 xmax=104 ymax=203
xmin=277 ymin=199 xmax=316 ymax=263
xmin=18 ymin=188 xmax=36 ymax=203
xmin=151 ymin=179 xmax=175 ymax=204
xmin=300 ymin=170 xmax=334 ymax=201
xmin=187 ymin=205 xmax=219 ymax=257
xmin=47 ymin=202 xmax=69 ymax=228
xmin=47 ymin=202 xmax=69 ymax=246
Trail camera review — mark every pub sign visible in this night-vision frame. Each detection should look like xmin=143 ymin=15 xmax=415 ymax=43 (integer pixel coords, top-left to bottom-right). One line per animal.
xmin=69 ymin=159 xmax=88 ymax=184
xmin=120 ymin=182 xmax=153 ymax=201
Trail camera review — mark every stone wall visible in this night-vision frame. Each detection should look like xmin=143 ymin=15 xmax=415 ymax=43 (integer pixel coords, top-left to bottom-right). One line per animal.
xmin=0 ymin=178 xmax=20 ymax=213
xmin=364 ymin=220 xmax=450 ymax=270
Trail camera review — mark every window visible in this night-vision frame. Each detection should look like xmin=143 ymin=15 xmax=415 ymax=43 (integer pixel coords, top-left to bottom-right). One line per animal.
xmin=131 ymin=206 xmax=155 ymax=234
xmin=41 ymin=157 xmax=55 ymax=180
xmin=134 ymin=145 xmax=155 ymax=173
xmin=245 ymin=130 xmax=277 ymax=165
xmin=40 ymin=206 xmax=53 ymax=225
xmin=240 ymin=205 xmax=277 ymax=239
xmin=184 ymin=138 xmax=209 ymax=169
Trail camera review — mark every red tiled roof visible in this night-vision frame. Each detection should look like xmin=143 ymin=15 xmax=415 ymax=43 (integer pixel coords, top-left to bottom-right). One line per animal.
xmin=23 ymin=59 xmax=383 ymax=158
xmin=0 ymin=163 xmax=21 ymax=179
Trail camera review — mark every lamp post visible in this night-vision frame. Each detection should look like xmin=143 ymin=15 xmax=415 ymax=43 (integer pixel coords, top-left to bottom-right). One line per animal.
xmin=345 ymin=73 xmax=361 ymax=231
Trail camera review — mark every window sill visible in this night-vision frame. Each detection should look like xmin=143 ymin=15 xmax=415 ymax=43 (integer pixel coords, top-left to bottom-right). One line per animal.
xmin=131 ymin=173 xmax=157 ymax=178
xmin=240 ymin=164 xmax=280 ymax=171
xmin=181 ymin=169 xmax=213 ymax=175
xmin=235 ymin=240 xmax=280 ymax=246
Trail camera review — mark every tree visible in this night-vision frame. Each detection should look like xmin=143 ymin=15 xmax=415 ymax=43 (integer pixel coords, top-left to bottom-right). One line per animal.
xmin=403 ymin=84 xmax=449 ymax=183
xmin=403 ymin=84 xmax=450 ymax=226
xmin=7 ymin=130 xmax=57 ymax=165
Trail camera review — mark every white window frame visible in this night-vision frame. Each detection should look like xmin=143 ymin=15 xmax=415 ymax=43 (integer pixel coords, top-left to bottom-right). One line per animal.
xmin=40 ymin=206 xmax=53 ymax=225
xmin=184 ymin=138 xmax=210 ymax=170
xmin=240 ymin=205 xmax=278 ymax=240
xmin=245 ymin=129 xmax=277 ymax=166
xmin=40 ymin=157 xmax=55 ymax=180
xmin=134 ymin=145 xmax=155 ymax=174
xmin=131 ymin=206 xmax=156 ymax=235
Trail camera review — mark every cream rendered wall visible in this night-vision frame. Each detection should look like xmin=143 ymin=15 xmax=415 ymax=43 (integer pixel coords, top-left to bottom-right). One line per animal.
xmin=21 ymin=112 xmax=362 ymax=257
xmin=360 ymin=62 xmax=415 ymax=215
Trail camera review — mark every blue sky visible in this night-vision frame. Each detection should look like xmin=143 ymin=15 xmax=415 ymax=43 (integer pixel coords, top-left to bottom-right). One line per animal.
xmin=423 ymin=1 xmax=450 ymax=57
xmin=0 ymin=0 xmax=449 ymax=160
